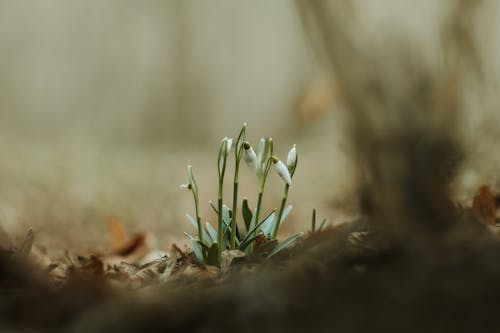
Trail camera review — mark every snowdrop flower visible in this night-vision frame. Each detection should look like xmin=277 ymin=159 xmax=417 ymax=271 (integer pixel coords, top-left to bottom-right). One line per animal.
xmin=243 ymin=142 xmax=258 ymax=173
xmin=271 ymin=156 xmax=292 ymax=186
xmin=220 ymin=137 xmax=233 ymax=157
xmin=218 ymin=138 xmax=232 ymax=176
xmin=286 ymin=144 xmax=297 ymax=174
xmin=226 ymin=138 xmax=233 ymax=153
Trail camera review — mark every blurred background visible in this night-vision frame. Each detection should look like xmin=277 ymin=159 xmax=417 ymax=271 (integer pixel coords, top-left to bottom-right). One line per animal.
xmin=0 ymin=0 xmax=498 ymax=253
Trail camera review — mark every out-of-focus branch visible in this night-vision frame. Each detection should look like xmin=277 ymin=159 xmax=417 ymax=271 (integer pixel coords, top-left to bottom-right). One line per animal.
xmin=296 ymin=0 xmax=483 ymax=244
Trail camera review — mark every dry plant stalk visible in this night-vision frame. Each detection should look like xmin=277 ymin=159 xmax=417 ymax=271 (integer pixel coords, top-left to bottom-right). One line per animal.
xmin=297 ymin=0 xmax=482 ymax=245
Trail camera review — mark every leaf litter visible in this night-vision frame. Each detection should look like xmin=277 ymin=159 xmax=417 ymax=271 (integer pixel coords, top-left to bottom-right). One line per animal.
xmin=1 ymin=183 xmax=497 ymax=293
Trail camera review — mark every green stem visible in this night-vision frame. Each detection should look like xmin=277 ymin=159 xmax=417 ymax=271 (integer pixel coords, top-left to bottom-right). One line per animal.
xmin=193 ymin=191 xmax=203 ymax=244
xmin=250 ymin=190 xmax=264 ymax=253
xmin=272 ymin=183 xmax=289 ymax=239
xmin=217 ymin=185 xmax=223 ymax=257
xmin=230 ymin=166 xmax=239 ymax=249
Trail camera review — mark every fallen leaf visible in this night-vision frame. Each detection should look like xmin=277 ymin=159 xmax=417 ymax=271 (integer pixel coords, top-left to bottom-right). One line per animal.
xmin=472 ymin=185 xmax=496 ymax=226
xmin=107 ymin=216 xmax=129 ymax=252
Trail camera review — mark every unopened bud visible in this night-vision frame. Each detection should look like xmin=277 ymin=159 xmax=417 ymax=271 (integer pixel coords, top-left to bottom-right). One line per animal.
xmin=286 ymin=144 xmax=297 ymax=173
xmin=243 ymin=142 xmax=258 ymax=173
xmin=272 ymin=156 xmax=292 ymax=185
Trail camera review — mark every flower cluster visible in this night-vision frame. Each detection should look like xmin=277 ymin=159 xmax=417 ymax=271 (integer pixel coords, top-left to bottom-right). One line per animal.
xmin=181 ymin=124 xmax=302 ymax=265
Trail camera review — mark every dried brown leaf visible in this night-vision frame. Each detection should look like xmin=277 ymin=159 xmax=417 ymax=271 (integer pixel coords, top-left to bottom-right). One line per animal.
xmin=472 ymin=185 xmax=496 ymax=226
xmin=107 ymin=216 xmax=129 ymax=252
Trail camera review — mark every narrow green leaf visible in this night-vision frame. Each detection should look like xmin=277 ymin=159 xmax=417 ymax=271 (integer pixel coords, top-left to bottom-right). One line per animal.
xmin=221 ymin=225 xmax=231 ymax=251
xmin=249 ymin=208 xmax=257 ymax=230
xmin=206 ymin=243 xmax=219 ymax=266
xmin=280 ymin=205 xmax=293 ymax=224
xmin=222 ymin=205 xmax=231 ymax=226
xmin=186 ymin=213 xmax=197 ymax=230
xmin=197 ymin=240 xmax=210 ymax=252
xmin=268 ymin=205 xmax=293 ymax=237
xmin=242 ymin=198 xmax=253 ymax=230
xmin=186 ymin=214 xmax=211 ymax=246
xmin=184 ymin=232 xmax=195 ymax=240
xmin=267 ymin=232 xmax=303 ymax=259
xmin=205 ymin=222 xmax=217 ymax=241
xmin=318 ymin=218 xmax=328 ymax=232
xmin=261 ymin=212 xmax=276 ymax=237
xmin=238 ymin=233 xmax=264 ymax=251
xmin=210 ymin=201 xmax=218 ymax=215
xmin=311 ymin=209 xmax=317 ymax=233
xmin=191 ymin=240 xmax=204 ymax=262
xmin=240 ymin=209 xmax=276 ymax=246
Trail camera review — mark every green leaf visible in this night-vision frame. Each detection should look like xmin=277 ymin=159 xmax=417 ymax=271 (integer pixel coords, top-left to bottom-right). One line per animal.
xmin=266 ymin=232 xmax=303 ymax=259
xmin=184 ymin=232 xmax=195 ymax=240
xmin=209 ymin=201 xmax=218 ymax=215
xmin=318 ymin=218 xmax=328 ymax=232
xmin=191 ymin=240 xmax=205 ymax=262
xmin=248 ymin=208 xmax=257 ymax=230
xmin=260 ymin=212 xmax=276 ymax=237
xmin=279 ymin=205 xmax=293 ymax=224
xmin=240 ymin=209 xmax=276 ymax=246
xmin=206 ymin=243 xmax=219 ymax=266
xmin=265 ymin=205 xmax=293 ymax=237
xmin=205 ymin=222 xmax=217 ymax=241
xmin=238 ymin=233 xmax=264 ymax=251
xmin=311 ymin=209 xmax=317 ymax=233
xmin=222 ymin=205 xmax=231 ymax=228
xmin=242 ymin=198 xmax=253 ymax=230
xmin=221 ymin=225 xmax=231 ymax=251
xmin=186 ymin=214 xmax=211 ymax=246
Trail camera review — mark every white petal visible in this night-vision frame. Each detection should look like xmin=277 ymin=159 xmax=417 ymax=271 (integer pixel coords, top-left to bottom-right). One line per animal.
xmin=274 ymin=160 xmax=292 ymax=185
xmin=287 ymin=144 xmax=297 ymax=169
xmin=226 ymin=138 xmax=233 ymax=152
xmin=244 ymin=145 xmax=258 ymax=173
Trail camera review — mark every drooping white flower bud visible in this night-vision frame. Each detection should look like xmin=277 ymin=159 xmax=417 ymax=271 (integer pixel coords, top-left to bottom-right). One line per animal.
xmin=218 ymin=138 xmax=230 ymax=175
xmin=271 ymin=156 xmax=292 ymax=185
xmin=226 ymin=138 xmax=233 ymax=153
xmin=243 ymin=142 xmax=258 ymax=173
xmin=286 ymin=144 xmax=297 ymax=172
xmin=220 ymin=137 xmax=233 ymax=156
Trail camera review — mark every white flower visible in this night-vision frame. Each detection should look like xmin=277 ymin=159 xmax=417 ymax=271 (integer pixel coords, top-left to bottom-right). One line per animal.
xmin=220 ymin=137 xmax=231 ymax=155
xmin=226 ymin=138 xmax=233 ymax=153
xmin=272 ymin=157 xmax=292 ymax=185
xmin=218 ymin=138 xmax=232 ymax=174
xmin=286 ymin=144 xmax=297 ymax=171
xmin=243 ymin=142 xmax=258 ymax=173
xmin=179 ymin=183 xmax=192 ymax=190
